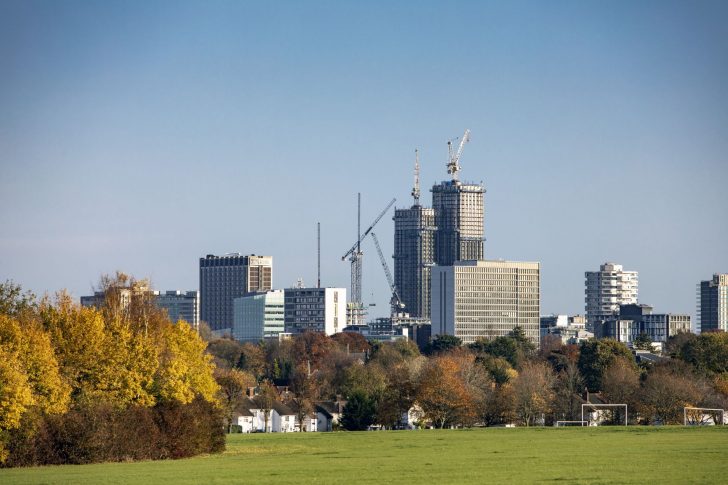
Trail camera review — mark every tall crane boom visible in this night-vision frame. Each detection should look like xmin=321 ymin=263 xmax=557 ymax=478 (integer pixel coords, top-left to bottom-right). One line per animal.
xmin=370 ymin=231 xmax=404 ymax=316
xmin=341 ymin=197 xmax=396 ymax=261
xmin=446 ymin=128 xmax=471 ymax=181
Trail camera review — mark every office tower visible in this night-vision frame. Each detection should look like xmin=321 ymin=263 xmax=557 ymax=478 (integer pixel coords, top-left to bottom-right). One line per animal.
xmin=431 ymin=260 xmax=540 ymax=345
xmin=155 ymin=290 xmax=200 ymax=329
xmin=584 ymin=262 xmax=638 ymax=331
xmin=284 ymin=287 xmax=346 ymax=336
xmin=698 ymin=274 xmax=728 ymax=332
xmin=431 ymin=180 xmax=485 ymax=266
xmin=595 ymin=303 xmax=691 ymax=344
xmin=393 ymin=206 xmax=436 ymax=319
xmin=233 ymin=290 xmax=284 ymax=342
xmin=199 ymin=254 xmax=273 ymax=331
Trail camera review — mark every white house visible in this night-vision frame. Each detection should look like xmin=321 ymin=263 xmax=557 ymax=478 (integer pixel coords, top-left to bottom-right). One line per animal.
xmin=271 ymin=402 xmax=296 ymax=432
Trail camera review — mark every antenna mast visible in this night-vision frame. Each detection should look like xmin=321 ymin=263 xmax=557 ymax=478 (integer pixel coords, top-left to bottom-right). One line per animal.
xmin=317 ymin=222 xmax=321 ymax=288
xmin=411 ymin=149 xmax=420 ymax=205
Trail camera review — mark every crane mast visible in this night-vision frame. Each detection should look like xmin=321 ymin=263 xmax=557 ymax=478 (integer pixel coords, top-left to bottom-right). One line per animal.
xmin=446 ymin=128 xmax=471 ymax=181
xmin=411 ymin=149 xmax=420 ymax=205
xmin=370 ymin=231 xmax=404 ymax=317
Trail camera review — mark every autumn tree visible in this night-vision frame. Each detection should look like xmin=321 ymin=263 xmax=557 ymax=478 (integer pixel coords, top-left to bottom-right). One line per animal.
xmin=677 ymin=332 xmax=728 ymax=375
xmin=256 ymin=380 xmax=279 ymax=432
xmin=331 ymin=332 xmax=371 ymax=353
xmin=552 ymin=357 xmax=584 ymax=422
xmin=215 ymin=368 xmax=255 ymax=433
xmin=416 ymin=355 xmax=475 ymax=428
xmin=207 ymin=337 xmax=244 ymax=370
xmin=513 ymin=361 xmax=555 ymax=426
xmin=236 ymin=342 xmax=267 ymax=382
xmin=640 ymin=363 xmax=708 ymax=424
xmin=601 ymin=357 xmax=640 ymax=424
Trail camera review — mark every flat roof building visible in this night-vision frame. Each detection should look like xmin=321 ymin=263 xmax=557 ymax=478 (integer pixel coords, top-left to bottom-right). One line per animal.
xmin=432 ymin=260 xmax=540 ymax=346
xmin=233 ymin=290 xmax=284 ymax=342
xmin=698 ymin=274 xmax=728 ymax=333
xmin=585 ymin=262 xmax=638 ymax=332
xmin=284 ymin=287 xmax=346 ymax=336
xmin=199 ymin=254 xmax=272 ymax=331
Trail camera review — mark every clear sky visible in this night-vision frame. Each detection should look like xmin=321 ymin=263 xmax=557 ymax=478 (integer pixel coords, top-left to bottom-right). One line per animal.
xmin=1 ymin=0 xmax=727 ymax=322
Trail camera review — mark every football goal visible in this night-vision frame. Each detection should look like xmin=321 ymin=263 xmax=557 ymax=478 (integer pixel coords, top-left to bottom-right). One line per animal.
xmin=684 ymin=407 xmax=725 ymax=426
xmin=555 ymin=420 xmax=588 ymax=427
xmin=581 ymin=404 xmax=628 ymax=426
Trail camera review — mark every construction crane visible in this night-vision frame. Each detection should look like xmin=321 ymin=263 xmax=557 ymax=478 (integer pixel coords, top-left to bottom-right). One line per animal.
xmin=370 ymin=231 xmax=405 ymax=317
xmin=446 ymin=128 xmax=471 ymax=181
xmin=411 ymin=149 xmax=420 ymax=205
xmin=341 ymin=196 xmax=396 ymax=324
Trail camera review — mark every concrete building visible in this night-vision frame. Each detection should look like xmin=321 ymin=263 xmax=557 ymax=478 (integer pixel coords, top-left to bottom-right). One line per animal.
xmin=595 ymin=303 xmax=691 ymax=344
xmin=233 ymin=290 xmax=284 ymax=342
xmin=431 ymin=180 xmax=485 ymax=266
xmin=698 ymin=274 xmax=728 ymax=333
xmin=283 ymin=287 xmax=346 ymax=336
xmin=199 ymin=254 xmax=272 ymax=331
xmin=540 ymin=315 xmax=591 ymax=345
xmin=431 ymin=260 xmax=540 ymax=345
xmin=585 ymin=262 xmax=638 ymax=331
xmin=155 ymin=290 xmax=199 ymax=329
xmin=393 ymin=205 xmax=436 ymax=319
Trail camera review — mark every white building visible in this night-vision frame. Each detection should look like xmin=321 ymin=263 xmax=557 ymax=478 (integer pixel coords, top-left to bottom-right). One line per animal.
xmin=284 ymin=287 xmax=347 ymax=335
xmin=233 ymin=290 xmax=285 ymax=342
xmin=585 ymin=262 xmax=638 ymax=331
xmin=431 ymin=260 xmax=540 ymax=346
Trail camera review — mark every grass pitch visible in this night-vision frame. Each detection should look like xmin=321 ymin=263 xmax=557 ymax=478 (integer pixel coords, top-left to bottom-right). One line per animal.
xmin=2 ymin=427 xmax=727 ymax=484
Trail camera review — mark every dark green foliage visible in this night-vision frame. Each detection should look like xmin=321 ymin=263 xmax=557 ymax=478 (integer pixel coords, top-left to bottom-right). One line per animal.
xmin=469 ymin=326 xmax=535 ymax=369
xmin=578 ymin=339 xmax=635 ymax=391
xmin=341 ymin=391 xmax=376 ymax=431
xmin=633 ymin=333 xmax=653 ymax=351
xmin=677 ymin=332 xmax=728 ymax=375
xmin=3 ymin=399 xmax=224 ymax=467
xmin=425 ymin=335 xmax=462 ymax=355
xmin=0 ymin=281 xmax=36 ymax=317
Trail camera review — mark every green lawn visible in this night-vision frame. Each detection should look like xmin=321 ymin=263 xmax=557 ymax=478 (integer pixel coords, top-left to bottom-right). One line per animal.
xmin=2 ymin=427 xmax=727 ymax=484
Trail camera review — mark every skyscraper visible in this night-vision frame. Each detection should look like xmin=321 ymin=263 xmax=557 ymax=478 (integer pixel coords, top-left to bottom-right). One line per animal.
xmin=431 ymin=180 xmax=485 ymax=266
xmin=199 ymin=254 xmax=272 ymax=331
xmin=584 ymin=262 xmax=638 ymax=332
xmin=698 ymin=274 xmax=728 ymax=333
xmin=393 ymin=150 xmax=436 ymax=319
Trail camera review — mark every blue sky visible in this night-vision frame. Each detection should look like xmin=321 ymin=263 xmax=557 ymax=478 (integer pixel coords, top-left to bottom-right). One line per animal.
xmin=1 ymin=0 xmax=727 ymax=321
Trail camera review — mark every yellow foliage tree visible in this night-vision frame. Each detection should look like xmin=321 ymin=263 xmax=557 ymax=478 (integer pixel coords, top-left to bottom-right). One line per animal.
xmin=154 ymin=320 xmax=219 ymax=404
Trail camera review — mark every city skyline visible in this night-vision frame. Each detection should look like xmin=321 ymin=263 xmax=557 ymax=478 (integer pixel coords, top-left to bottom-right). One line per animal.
xmin=1 ymin=1 xmax=727 ymax=320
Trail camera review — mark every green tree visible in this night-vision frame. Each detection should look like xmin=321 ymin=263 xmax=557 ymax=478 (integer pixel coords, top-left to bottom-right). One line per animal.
xmin=578 ymin=339 xmax=635 ymax=391
xmin=215 ymin=368 xmax=255 ymax=433
xmin=633 ymin=333 xmax=653 ymax=351
xmin=341 ymin=391 xmax=376 ymax=431
xmin=677 ymin=332 xmax=728 ymax=375
xmin=425 ymin=334 xmax=462 ymax=355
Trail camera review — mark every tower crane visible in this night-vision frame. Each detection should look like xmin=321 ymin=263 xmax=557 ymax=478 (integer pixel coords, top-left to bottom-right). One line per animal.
xmin=341 ymin=196 xmax=396 ymax=324
xmin=370 ymin=231 xmax=405 ymax=317
xmin=446 ymin=128 xmax=471 ymax=181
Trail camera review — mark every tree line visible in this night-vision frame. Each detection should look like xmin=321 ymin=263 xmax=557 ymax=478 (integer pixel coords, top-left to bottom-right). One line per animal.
xmin=209 ymin=325 xmax=728 ymax=430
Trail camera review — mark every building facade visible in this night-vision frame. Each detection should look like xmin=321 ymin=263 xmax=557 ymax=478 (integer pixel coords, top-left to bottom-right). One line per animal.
xmin=431 ymin=180 xmax=485 ymax=266
xmin=233 ymin=290 xmax=284 ymax=342
xmin=596 ymin=303 xmax=691 ymax=344
xmin=155 ymin=290 xmax=199 ymax=329
xmin=584 ymin=262 xmax=638 ymax=331
xmin=393 ymin=205 xmax=436 ymax=319
xmin=199 ymin=254 xmax=272 ymax=331
xmin=284 ymin=287 xmax=346 ymax=336
xmin=431 ymin=260 xmax=540 ymax=345
xmin=698 ymin=274 xmax=728 ymax=333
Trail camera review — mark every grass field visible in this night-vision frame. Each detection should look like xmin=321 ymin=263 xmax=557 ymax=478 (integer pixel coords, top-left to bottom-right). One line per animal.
xmin=2 ymin=427 xmax=727 ymax=484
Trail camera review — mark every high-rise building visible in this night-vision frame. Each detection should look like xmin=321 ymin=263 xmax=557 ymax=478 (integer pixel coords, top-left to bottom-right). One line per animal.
xmin=199 ymin=254 xmax=273 ymax=331
xmin=233 ymin=290 xmax=284 ymax=342
xmin=431 ymin=180 xmax=485 ymax=266
xmin=698 ymin=274 xmax=728 ymax=333
xmin=393 ymin=205 xmax=436 ymax=319
xmin=431 ymin=260 xmax=540 ymax=345
xmin=584 ymin=262 xmax=638 ymax=332
xmin=284 ymin=287 xmax=346 ymax=336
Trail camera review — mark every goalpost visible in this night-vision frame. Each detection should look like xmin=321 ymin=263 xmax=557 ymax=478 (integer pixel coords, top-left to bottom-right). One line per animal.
xmin=581 ymin=404 xmax=628 ymax=426
xmin=555 ymin=421 xmax=588 ymax=427
xmin=684 ymin=407 xmax=725 ymax=426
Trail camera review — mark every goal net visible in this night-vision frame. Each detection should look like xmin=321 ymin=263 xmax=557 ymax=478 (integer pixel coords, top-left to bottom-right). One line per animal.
xmin=684 ymin=407 xmax=725 ymax=426
xmin=581 ymin=404 xmax=628 ymax=426
xmin=555 ymin=421 xmax=588 ymax=427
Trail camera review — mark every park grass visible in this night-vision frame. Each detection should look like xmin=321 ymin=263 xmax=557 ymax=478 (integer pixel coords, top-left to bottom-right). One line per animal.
xmin=2 ymin=427 xmax=727 ymax=484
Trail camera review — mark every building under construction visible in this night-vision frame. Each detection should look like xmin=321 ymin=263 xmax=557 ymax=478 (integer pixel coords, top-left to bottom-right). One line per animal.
xmin=431 ymin=180 xmax=485 ymax=266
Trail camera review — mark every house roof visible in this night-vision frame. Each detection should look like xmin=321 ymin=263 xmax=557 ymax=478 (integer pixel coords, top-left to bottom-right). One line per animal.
xmin=315 ymin=405 xmax=333 ymax=418
xmin=316 ymin=400 xmax=346 ymax=415
xmin=272 ymin=401 xmax=295 ymax=416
